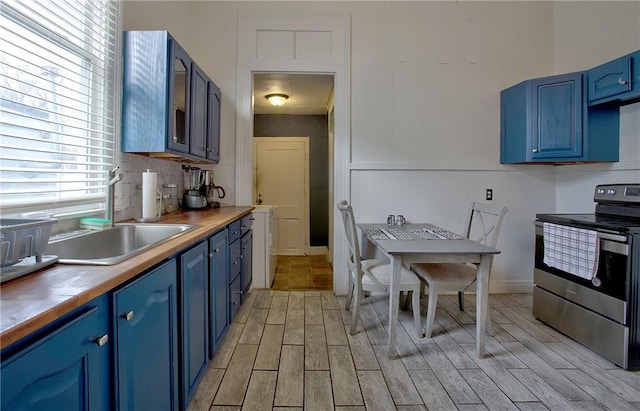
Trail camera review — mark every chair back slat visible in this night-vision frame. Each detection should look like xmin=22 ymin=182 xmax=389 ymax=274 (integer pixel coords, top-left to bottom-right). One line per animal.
xmin=337 ymin=200 xmax=362 ymax=287
xmin=465 ymin=201 xmax=508 ymax=249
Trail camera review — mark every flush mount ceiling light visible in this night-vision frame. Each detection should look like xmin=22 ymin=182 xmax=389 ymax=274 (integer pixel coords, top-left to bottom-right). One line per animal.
xmin=265 ymin=93 xmax=289 ymax=106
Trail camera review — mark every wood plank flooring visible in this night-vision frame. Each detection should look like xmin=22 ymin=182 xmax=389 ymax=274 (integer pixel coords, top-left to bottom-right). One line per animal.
xmin=188 ymin=290 xmax=640 ymax=411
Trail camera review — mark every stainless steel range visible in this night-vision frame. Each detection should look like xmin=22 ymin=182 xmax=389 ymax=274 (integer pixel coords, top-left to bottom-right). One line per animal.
xmin=534 ymin=183 xmax=640 ymax=370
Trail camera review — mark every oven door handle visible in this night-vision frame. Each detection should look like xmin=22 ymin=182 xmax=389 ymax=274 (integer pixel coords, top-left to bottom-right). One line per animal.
xmin=534 ymin=222 xmax=629 ymax=256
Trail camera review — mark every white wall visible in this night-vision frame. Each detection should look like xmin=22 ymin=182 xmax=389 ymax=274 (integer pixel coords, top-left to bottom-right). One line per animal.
xmin=122 ymin=1 xmax=639 ymax=293
xmin=552 ymin=1 xmax=640 ymax=212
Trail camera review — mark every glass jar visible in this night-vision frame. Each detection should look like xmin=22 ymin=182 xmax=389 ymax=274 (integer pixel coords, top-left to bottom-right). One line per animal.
xmin=164 ymin=183 xmax=179 ymax=213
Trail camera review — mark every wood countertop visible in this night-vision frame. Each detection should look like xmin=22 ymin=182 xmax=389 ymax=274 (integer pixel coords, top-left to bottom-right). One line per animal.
xmin=0 ymin=206 xmax=253 ymax=350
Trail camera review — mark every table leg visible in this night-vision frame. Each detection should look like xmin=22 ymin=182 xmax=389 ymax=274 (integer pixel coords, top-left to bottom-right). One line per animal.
xmin=388 ymin=255 xmax=401 ymax=358
xmin=475 ymin=255 xmax=491 ymax=358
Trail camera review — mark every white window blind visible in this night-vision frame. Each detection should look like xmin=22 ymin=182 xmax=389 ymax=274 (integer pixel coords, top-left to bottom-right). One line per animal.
xmin=0 ymin=0 xmax=120 ymax=215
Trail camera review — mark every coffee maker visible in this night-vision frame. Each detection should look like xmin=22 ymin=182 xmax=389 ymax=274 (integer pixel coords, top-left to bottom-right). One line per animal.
xmin=182 ymin=165 xmax=208 ymax=209
xmin=204 ymin=170 xmax=225 ymax=208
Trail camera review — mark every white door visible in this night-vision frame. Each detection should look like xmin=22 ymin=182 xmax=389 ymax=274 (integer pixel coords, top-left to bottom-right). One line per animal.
xmin=253 ymin=137 xmax=309 ymax=256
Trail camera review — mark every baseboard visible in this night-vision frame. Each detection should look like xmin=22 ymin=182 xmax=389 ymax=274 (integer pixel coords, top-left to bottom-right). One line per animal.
xmin=309 ymin=246 xmax=329 ymax=256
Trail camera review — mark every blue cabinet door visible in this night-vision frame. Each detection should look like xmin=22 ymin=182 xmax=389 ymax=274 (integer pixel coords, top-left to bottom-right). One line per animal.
xmin=588 ymin=54 xmax=632 ymax=104
xmin=1 ymin=295 xmax=111 ymax=411
xmin=241 ymin=231 xmax=253 ymax=295
xmin=190 ymin=63 xmax=208 ymax=159
xmin=207 ymin=80 xmax=221 ymax=163
xmin=588 ymin=50 xmax=640 ymax=106
xmin=209 ymin=229 xmax=229 ymax=357
xmin=114 ymin=259 xmax=179 ymax=411
xmin=166 ymin=38 xmax=191 ymax=154
xmin=530 ymin=73 xmax=583 ymax=160
xmin=180 ymin=241 xmax=209 ymax=408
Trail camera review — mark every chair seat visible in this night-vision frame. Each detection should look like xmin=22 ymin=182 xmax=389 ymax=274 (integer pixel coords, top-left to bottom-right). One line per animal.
xmin=411 ymin=262 xmax=477 ymax=287
xmin=362 ymin=259 xmax=422 ymax=287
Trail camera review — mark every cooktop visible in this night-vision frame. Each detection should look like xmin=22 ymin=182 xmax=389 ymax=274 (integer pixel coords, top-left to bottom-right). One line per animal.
xmin=536 ymin=213 xmax=640 ymax=234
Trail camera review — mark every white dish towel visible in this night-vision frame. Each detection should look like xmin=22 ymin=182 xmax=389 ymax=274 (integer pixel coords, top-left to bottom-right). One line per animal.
xmin=543 ymin=222 xmax=600 ymax=280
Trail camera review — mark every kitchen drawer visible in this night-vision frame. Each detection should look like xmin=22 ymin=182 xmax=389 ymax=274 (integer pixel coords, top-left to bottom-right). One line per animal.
xmin=228 ymin=219 xmax=242 ymax=244
xmin=229 ymin=275 xmax=242 ymax=322
xmin=230 ymin=239 xmax=241 ymax=280
xmin=240 ymin=214 xmax=253 ymax=237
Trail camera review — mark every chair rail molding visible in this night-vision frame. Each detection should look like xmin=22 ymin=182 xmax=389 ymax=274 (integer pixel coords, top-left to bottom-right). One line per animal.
xmin=235 ymin=11 xmax=351 ymax=294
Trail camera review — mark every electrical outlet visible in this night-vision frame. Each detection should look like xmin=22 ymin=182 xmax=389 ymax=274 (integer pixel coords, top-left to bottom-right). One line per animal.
xmin=485 ymin=189 xmax=493 ymax=201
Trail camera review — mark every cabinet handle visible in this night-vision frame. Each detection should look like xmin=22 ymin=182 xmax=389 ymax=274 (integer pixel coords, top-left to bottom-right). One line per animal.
xmin=618 ymin=78 xmax=628 ymax=85
xmin=121 ymin=311 xmax=134 ymax=321
xmin=532 ymin=148 xmax=539 ymax=153
xmin=93 ymin=334 xmax=109 ymax=346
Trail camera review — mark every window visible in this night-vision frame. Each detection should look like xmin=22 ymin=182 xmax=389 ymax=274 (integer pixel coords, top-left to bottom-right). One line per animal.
xmin=0 ymin=0 xmax=120 ymax=216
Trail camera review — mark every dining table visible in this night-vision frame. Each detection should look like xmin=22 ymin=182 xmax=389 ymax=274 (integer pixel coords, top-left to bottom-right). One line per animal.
xmin=357 ymin=223 xmax=501 ymax=359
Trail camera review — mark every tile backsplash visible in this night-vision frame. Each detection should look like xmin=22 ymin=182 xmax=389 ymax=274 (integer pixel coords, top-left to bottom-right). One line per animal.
xmin=115 ymin=153 xmax=185 ymax=222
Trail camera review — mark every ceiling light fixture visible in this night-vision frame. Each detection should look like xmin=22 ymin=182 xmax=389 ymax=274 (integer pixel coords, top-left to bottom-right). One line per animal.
xmin=265 ymin=93 xmax=289 ymax=107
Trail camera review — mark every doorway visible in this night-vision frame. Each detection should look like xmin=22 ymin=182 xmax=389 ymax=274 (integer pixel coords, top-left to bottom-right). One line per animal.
xmin=252 ymin=73 xmax=333 ymax=291
xmin=235 ymin=12 xmax=350 ymax=294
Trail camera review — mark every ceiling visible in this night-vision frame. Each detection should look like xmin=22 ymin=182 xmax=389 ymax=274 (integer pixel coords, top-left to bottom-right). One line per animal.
xmin=253 ymin=73 xmax=334 ymax=115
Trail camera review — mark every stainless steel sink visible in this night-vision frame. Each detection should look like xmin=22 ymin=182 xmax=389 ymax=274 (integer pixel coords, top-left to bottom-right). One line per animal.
xmin=47 ymin=223 xmax=199 ymax=265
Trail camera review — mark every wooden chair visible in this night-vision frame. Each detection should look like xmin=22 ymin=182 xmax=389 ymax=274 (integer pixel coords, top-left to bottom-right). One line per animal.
xmin=337 ymin=200 xmax=423 ymax=336
xmin=411 ymin=202 xmax=508 ymax=338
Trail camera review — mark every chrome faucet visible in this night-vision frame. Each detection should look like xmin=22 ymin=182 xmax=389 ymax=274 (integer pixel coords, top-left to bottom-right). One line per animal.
xmin=106 ymin=166 xmax=123 ymax=227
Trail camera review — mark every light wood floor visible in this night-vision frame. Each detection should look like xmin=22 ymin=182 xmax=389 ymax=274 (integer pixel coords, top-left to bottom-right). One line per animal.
xmin=188 ymin=290 xmax=640 ymax=411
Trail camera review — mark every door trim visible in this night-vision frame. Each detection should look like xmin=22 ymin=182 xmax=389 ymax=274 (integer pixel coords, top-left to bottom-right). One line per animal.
xmin=235 ymin=12 xmax=351 ymax=294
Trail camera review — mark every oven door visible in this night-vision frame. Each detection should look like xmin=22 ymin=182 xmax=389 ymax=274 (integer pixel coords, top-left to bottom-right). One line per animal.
xmin=534 ymin=222 xmax=630 ymax=324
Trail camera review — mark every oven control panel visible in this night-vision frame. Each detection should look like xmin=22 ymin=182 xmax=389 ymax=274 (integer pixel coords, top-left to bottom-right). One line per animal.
xmin=594 ymin=184 xmax=640 ymax=204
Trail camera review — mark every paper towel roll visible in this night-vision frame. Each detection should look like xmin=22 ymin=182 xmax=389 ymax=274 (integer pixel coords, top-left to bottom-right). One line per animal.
xmin=142 ymin=170 xmax=158 ymax=219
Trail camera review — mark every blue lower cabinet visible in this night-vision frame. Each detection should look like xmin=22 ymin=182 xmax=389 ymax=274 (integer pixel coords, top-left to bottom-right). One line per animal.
xmin=113 ymin=259 xmax=179 ymax=411
xmin=1 ymin=295 xmax=111 ymax=411
xmin=241 ymin=231 xmax=253 ymax=295
xmin=209 ymin=229 xmax=229 ymax=358
xmin=180 ymin=241 xmax=209 ymax=409
xmin=230 ymin=274 xmax=242 ymax=321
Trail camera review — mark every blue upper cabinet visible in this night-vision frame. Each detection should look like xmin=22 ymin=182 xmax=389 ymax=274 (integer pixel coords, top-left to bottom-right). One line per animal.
xmin=1 ymin=295 xmax=111 ymax=411
xmin=588 ymin=50 xmax=640 ymax=106
xmin=501 ymin=72 xmax=619 ymax=164
xmin=122 ymin=31 xmax=220 ymax=164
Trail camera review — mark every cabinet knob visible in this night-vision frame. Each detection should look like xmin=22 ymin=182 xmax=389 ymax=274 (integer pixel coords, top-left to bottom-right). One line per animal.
xmin=618 ymin=78 xmax=628 ymax=85
xmin=121 ymin=311 xmax=134 ymax=321
xmin=532 ymin=148 xmax=539 ymax=153
xmin=93 ymin=334 xmax=109 ymax=346
xmin=232 ymin=261 xmax=237 ymax=265
xmin=214 ymin=248 xmax=219 ymax=253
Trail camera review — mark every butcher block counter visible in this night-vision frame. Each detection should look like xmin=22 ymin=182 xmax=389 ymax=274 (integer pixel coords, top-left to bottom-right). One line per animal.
xmin=0 ymin=206 xmax=253 ymax=350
